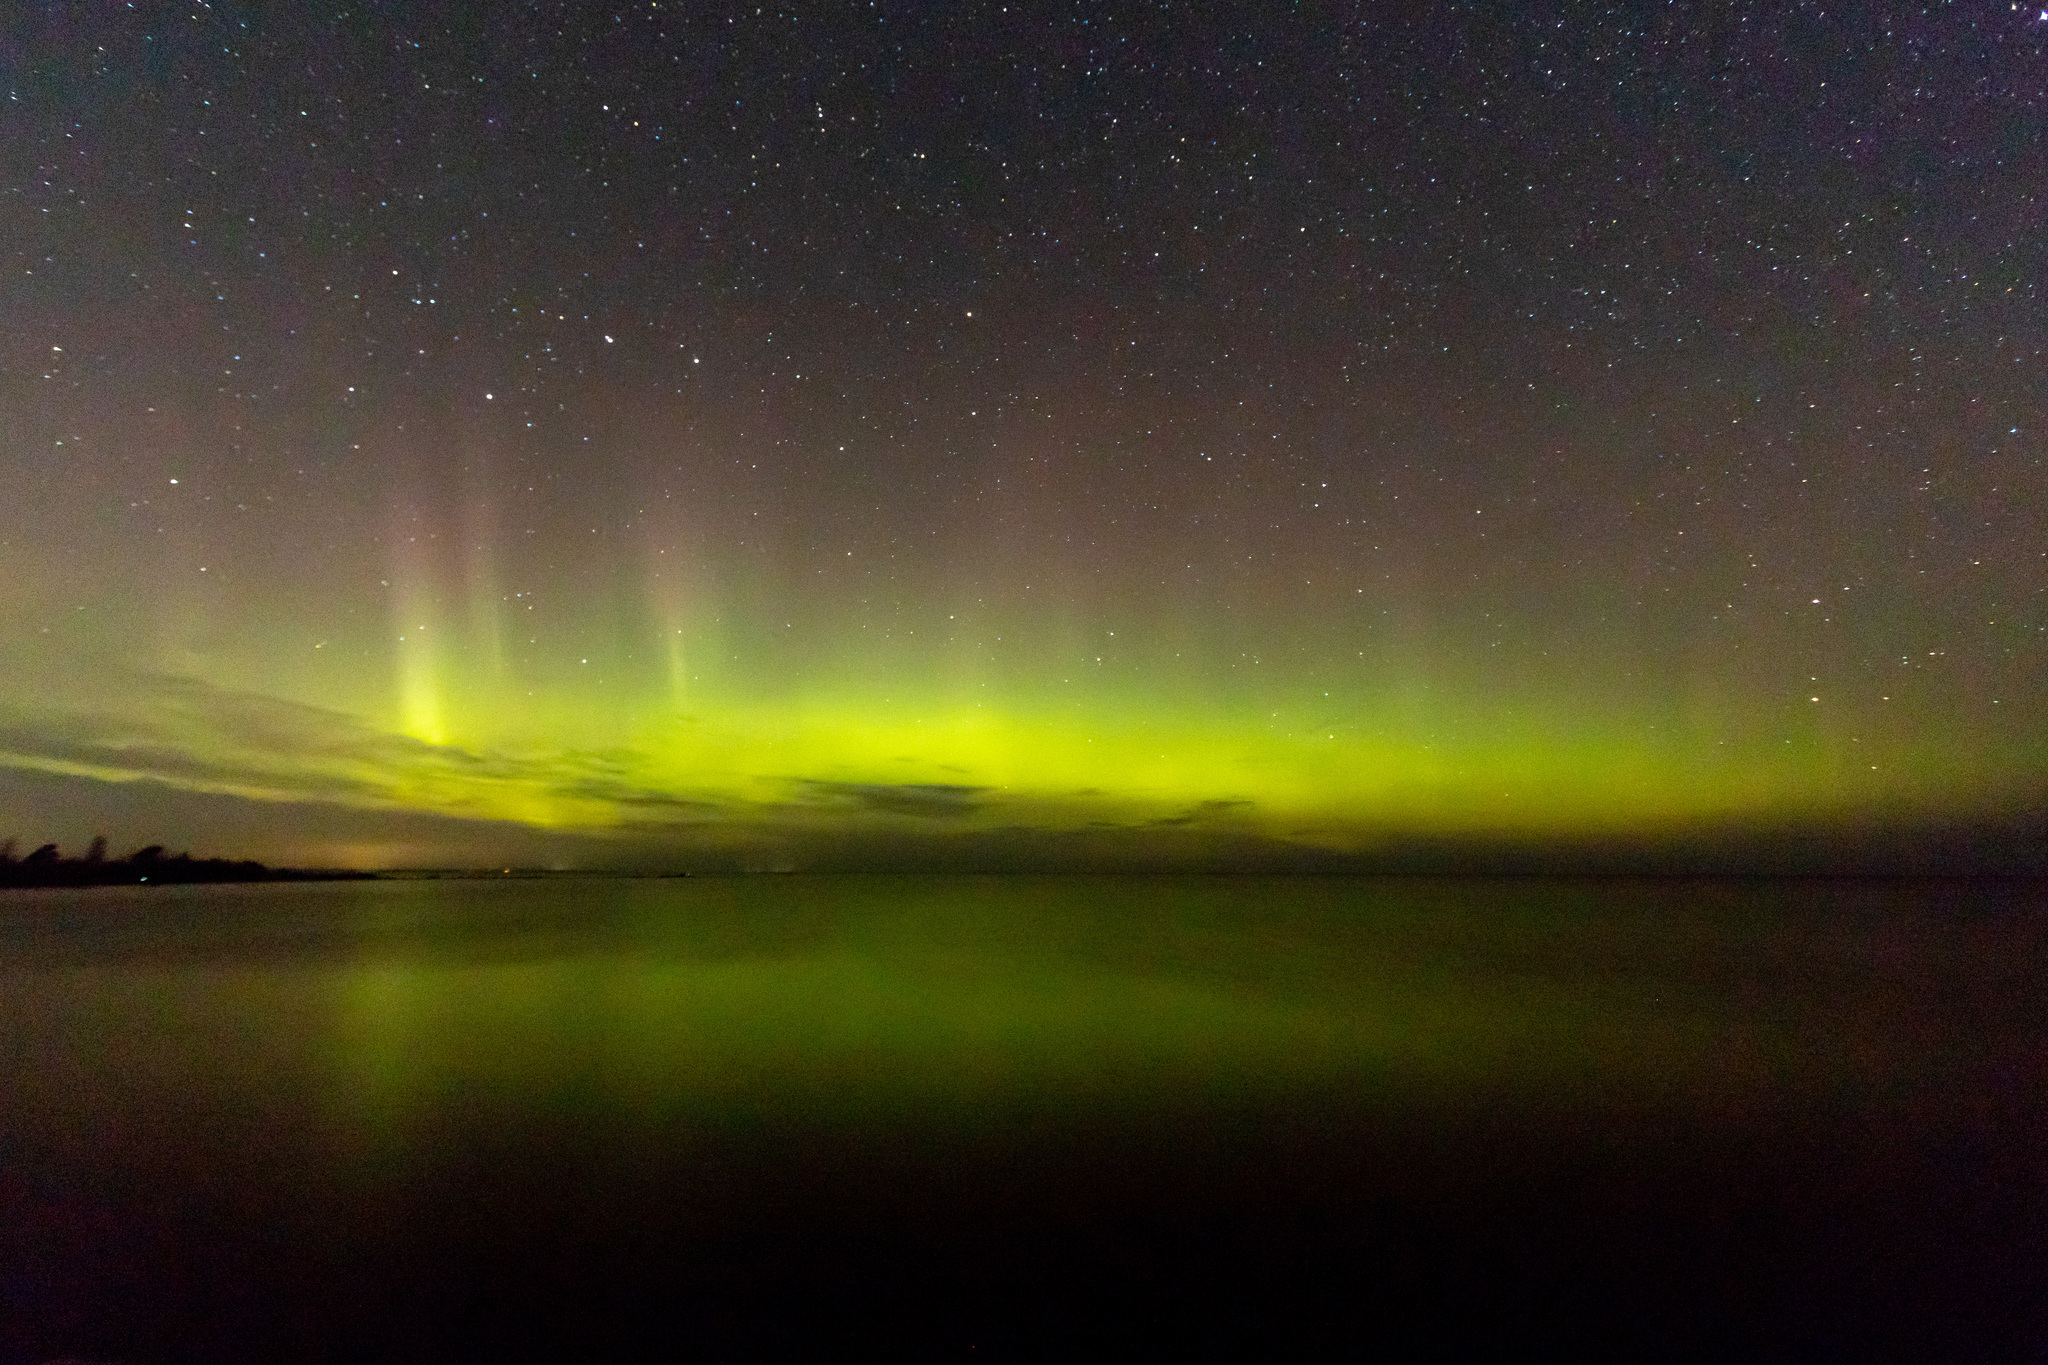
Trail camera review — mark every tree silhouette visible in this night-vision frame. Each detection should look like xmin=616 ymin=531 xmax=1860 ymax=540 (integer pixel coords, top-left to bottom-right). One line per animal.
xmin=0 ymin=837 xmax=369 ymax=887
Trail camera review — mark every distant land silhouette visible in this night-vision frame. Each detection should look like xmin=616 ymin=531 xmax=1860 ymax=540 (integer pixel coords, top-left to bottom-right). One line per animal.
xmin=0 ymin=836 xmax=375 ymax=888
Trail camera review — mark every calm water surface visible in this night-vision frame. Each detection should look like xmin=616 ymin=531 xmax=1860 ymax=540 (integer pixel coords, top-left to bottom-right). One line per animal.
xmin=1 ymin=875 xmax=2043 ymax=1359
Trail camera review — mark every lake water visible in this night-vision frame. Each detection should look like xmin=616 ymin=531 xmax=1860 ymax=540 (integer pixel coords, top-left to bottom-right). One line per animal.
xmin=1 ymin=874 xmax=2043 ymax=1359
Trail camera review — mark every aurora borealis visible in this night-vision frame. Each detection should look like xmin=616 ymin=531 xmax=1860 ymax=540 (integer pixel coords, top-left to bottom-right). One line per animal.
xmin=2 ymin=3 xmax=2043 ymax=868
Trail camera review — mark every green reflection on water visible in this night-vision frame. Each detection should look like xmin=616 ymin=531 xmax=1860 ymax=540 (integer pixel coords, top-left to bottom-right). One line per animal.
xmin=0 ymin=874 xmax=2013 ymax=1183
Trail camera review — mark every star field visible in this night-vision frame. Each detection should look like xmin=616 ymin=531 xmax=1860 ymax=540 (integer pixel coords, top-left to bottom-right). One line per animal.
xmin=1 ymin=1 xmax=2042 ymax=866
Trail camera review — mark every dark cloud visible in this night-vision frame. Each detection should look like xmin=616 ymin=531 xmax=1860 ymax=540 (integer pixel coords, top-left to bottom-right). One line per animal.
xmin=1151 ymin=799 xmax=1256 ymax=828
xmin=0 ymin=765 xmax=600 ymax=870
xmin=555 ymin=779 xmax=729 ymax=820
xmin=792 ymin=781 xmax=989 ymax=819
xmin=0 ymin=668 xmax=757 ymax=827
xmin=0 ymin=760 xmax=2041 ymax=876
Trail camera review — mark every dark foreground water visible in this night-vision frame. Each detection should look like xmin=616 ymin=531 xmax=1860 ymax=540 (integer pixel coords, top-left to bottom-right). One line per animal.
xmin=0 ymin=875 xmax=2043 ymax=1361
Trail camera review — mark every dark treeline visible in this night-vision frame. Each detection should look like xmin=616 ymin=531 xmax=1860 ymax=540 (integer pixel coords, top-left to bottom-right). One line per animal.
xmin=0 ymin=837 xmax=375 ymax=888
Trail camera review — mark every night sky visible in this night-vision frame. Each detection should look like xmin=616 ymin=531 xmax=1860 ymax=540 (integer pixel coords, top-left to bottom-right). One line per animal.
xmin=2 ymin=1 xmax=2043 ymax=869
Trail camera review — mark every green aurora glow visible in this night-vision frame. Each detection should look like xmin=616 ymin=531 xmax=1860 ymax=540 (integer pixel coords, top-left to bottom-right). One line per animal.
xmin=1 ymin=6 xmax=2042 ymax=867
xmin=0 ymin=492 xmax=2035 ymax=868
